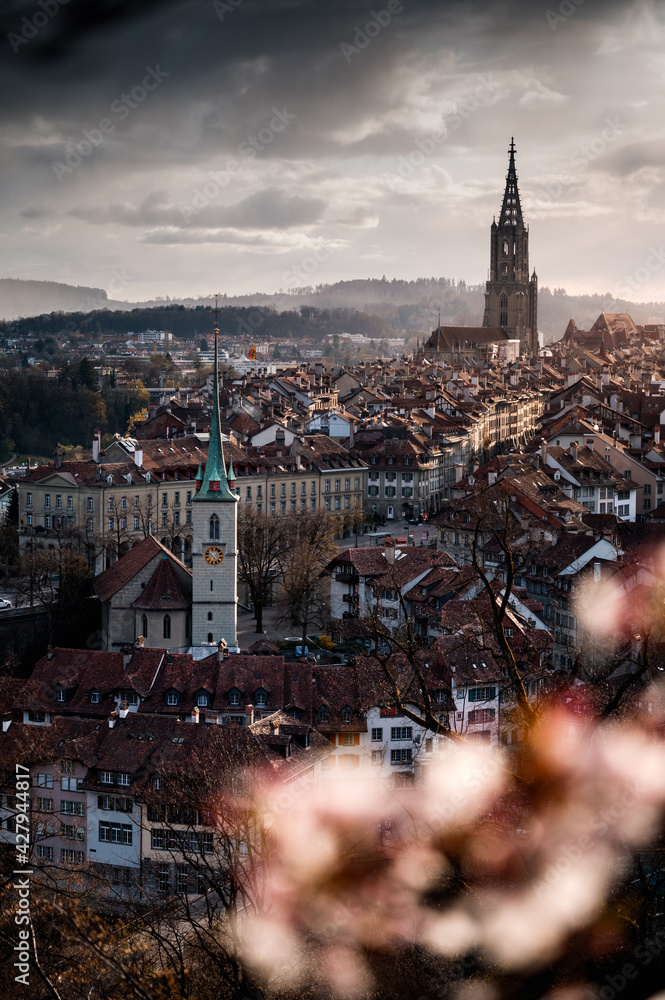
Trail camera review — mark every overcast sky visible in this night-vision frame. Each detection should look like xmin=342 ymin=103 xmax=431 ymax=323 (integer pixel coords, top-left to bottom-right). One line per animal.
xmin=1 ymin=0 xmax=665 ymax=304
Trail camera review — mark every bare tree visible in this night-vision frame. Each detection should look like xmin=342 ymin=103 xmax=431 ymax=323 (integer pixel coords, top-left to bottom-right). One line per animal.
xmin=237 ymin=507 xmax=284 ymax=633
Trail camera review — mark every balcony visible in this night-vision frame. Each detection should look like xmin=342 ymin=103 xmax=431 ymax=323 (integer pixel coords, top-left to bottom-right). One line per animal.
xmin=335 ymin=570 xmax=359 ymax=583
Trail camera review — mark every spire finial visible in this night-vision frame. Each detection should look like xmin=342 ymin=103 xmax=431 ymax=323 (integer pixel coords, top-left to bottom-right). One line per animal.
xmin=193 ymin=294 xmax=237 ymax=503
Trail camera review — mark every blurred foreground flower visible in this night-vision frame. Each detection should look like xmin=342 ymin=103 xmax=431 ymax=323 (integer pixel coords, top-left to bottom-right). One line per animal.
xmin=236 ymin=698 xmax=665 ymax=997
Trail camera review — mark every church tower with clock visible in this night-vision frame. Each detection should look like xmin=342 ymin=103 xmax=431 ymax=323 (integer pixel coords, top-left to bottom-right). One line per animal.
xmin=190 ymin=305 xmax=239 ymax=653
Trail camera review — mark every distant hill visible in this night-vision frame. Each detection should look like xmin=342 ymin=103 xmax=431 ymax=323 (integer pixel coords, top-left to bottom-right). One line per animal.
xmin=0 ymin=279 xmax=107 ymax=320
xmin=3 ymin=276 xmax=665 ymax=343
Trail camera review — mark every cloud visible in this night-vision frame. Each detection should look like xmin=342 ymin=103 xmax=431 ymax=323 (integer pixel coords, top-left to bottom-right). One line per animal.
xmin=68 ymin=189 xmax=326 ymax=230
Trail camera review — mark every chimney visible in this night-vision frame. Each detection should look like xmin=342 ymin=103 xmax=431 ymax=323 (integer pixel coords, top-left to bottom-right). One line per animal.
xmin=134 ymin=447 xmax=143 ymax=468
xmin=455 ymin=463 xmax=464 ymax=483
xmin=488 ymin=471 xmax=497 ymax=486
xmin=47 ymin=645 xmax=53 ymax=661
xmin=122 ymin=646 xmax=132 ymax=670
xmin=108 ymin=711 xmax=118 ymax=729
xmin=593 ymin=561 xmax=601 ymax=582
xmin=655 ymin=426 xmax=661 ymax=446
xmin=586 ymin=438 xmax=594 ymax=452
xmin=53 ymin=443 xmax=63 ymax=470
xmin=384 ymin=545 xmax=396 ymax=566
xmin=92 ymin=429 xmax=102 ymax=463
xmin=118 ymin=701 xmax=129 ymax=720
xmin=191 ymin=706 xmax=200 ymax=724
xmin=135 ymin=635 xmax=145 ymax=649
xmin=246 ymin=703 xmax=255 ymax=726
xmin=217 ymin=639 xmax=228 ymax=663
xmin=569 ymin=443 xmax=578 ymax=462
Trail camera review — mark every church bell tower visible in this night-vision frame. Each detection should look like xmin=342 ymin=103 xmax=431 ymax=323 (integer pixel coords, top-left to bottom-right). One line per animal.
xmin=190 ymin=298 xmax=239 ymax=653
xmin=482 ymin=138 xmax=538 ymax=356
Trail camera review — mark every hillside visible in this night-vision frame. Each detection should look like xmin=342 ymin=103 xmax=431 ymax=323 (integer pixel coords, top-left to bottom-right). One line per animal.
xmin=3 ymin=276 xmax=665 ymax=343
xmin=0 ymin=279 xmax=107 ymax=319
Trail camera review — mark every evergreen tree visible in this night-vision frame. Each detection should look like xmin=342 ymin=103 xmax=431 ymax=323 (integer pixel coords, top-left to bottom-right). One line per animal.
xmin=77 ymin=356 xmax=98 ymax=391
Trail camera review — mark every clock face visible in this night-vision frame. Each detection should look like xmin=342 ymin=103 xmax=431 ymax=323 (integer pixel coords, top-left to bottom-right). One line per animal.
xmin=204 ymin=546 xmax=224 ymax=566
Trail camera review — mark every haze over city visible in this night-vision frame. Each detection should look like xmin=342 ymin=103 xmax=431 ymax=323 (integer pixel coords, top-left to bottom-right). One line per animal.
xmin=1 ymin=0 xmax=664 ymax=303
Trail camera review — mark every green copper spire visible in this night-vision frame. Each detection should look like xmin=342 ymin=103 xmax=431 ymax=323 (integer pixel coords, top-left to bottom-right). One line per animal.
xmin=194 ymin=297 xmax=238 ymax=504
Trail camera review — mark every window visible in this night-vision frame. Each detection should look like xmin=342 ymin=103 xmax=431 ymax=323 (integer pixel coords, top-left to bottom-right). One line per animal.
xmin=341 ymin=707 xmax=353 ymax=722
xmin=108 ymin=518 xmax=114 ymax=531
xmin=61 ymin=849 xmax=85 ymax=864
xmin=345 ymin=478 xmax=350 ymax=491
xmin=500 ymin=293 xmax=508 ymax=326
xmin=371 ymin=727 xmax=383 ymax=742
xmin=61 ymin=824 xmax=84 ymax=841
xmin=163 ymin=614 xmax=171 ymax=639
xmin=468 ymin=687 xmax=496 ymax=702
xmin=44 ymin=494 xmax=51 ymax=508
xmin=26 ymin=492 xmax=32 ymax=507
xmin=291 ymin=482 xmax=296 ymax=496
xmin=87 ymin=497 xmax=94 ymax=511
xmin=151 ymin=776 xmax=163 ymax=790
xmin=342 ymin=733 xmax=355 ymax=746
xmin=197 ymin=692 xmax=209 ymax=707
xmin=325 ymin=480 xmax=331 ymax=492
xmin=324 ymin=497 xmax=331 ymax=510
xmin=644 ymin=499 xmax=651 ymax=510
xmin=45 ymin=515 xmax=52 ymax=529
xmin=229 ymin=690 xmax=241 ymax=706
xmin=98 ymin=795 xmax=114 ymax=810
xmin=55 ymin=687 xmax=66 ymax=703
xmin=281 ymin=483 xmax=286 ymax=498
xmin=255 ymin=689 xmax=267 ymax=706
xmin=390 ymin=748 xmax=412 ymax=765
xmin=390 ymin=726 xmax=413 ymax=741
xmin=371 ymin=750 xmax=382 ymax=763
xmin=177 ymin=864 xmax=188 ymax=893
xmin=257 ymin=485 xmax=262 ymax=499
xmin=38 ymin=846 xmax=53 ymax=860
xmin=209 ymin=514 xmax=219 ymax=540
xmin=86 ymin=517 xmax=93 ymax=531
xmin=340 ymin=754 xmax=358 ymax=768
xmin=37 ymin=797 xmax=53 ymax=812
xmin=311 ymin=481 xmax=317 ymax=494
xmin=166 ymin=691 xmax=179 ymax=706
xmin=61 ymin=800 xmax=84 ymax=816
xmin=37 ymin=774 xmax=54 ymax=789
xmin=270 ymin=484 xmax=276 ymax=499
xmin=133 ymin=516 xmax=140 ymax=530
xmin=335 ymin=479 xmax=341 ymax=492
xmin=158 ymin=866 xmax=169 ymax=892
xmin=186 ymin=510 xmax=191 ymax=524
xmin=174 ymin=491 xmax=180 ymax=506
xmin=403 ymin=458 xmax=410 ymax=467
xmin=99 ymin=822 xmax=132 ymax=845
xmin=281 ymin=501 xmax=286 ymax=514
xmin=335 ymin=497 xmax=341 ymax=510
xmin=161 ymin=492 xmax=168 ymax=508
xmin=27 ymin=514 xmax=33 ymax=526
xmin=468 ymin=708 xmax=496 ymax=724
xmin=117 ymin=773 xmax=131 ymax=787
xmin=354 ymin=478 xmax=360 ymax=490
xmin=99 ymin=771 xmax=114 ymax=784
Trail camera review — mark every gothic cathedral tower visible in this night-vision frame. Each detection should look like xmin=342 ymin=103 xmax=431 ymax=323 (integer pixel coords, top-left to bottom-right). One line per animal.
xmin=191 ymin=305 xmax=239 ymax=653
xmin=482 ymin=139 xmax=538 ymax=356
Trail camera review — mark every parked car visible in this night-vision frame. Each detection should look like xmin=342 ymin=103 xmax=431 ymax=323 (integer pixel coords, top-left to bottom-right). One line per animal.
xmin=0 ymin=599 xmax=11 ymax=610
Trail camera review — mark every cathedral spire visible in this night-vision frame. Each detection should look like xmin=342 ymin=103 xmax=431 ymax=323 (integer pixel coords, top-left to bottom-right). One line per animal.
xmin=195 ymin=295 xmax=237 ymax=503
xmin=498 ymin=137 xmax=523 ymax=228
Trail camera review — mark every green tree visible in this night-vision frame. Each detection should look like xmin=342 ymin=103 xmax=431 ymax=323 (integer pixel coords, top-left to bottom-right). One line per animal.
xmin=77 ymin=356 xmax=98 ymax=391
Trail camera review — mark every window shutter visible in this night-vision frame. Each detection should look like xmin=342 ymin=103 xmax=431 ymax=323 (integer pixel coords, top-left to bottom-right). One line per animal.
xmin=354 ymin=733 xmax=360 ymax=746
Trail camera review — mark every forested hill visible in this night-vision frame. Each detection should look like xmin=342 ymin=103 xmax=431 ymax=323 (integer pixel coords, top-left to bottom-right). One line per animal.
xmin=3 ymin=276 xmax=665 ymax=342
xmin=2 ymin=304 xmax=395 ymax=343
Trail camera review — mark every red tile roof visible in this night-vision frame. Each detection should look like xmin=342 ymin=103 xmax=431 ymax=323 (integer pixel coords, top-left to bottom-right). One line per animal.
xmin=93 ymin=536 xmax=189 ymax=603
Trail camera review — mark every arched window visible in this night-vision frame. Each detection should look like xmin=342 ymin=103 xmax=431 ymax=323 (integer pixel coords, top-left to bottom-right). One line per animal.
xmin=208 ymin=632 xmax=213 ymax=643
xmin=500 ymin=294 xmax=508 ymax=326
xmin=503 ymin=240 xmax=509 ymax=255
xmin=142 ymin=614 xmax=148 ymax=637
xmin=209 ymin=514 xmax=220 ymax=540
xmin=163 ymin=614 xmax=171 ymax=639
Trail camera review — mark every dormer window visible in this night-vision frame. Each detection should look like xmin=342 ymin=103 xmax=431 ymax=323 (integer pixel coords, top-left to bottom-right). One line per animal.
xmin=387 ymin=456 xmax=395 ymax=466
xmin=166 ymin=691 xmax=179 ymax=706
xmin=197 ymin=692 xmax=209 ymax=708
xmin=371 ymin=456 xmax=378 ymax=465
xmin=151 ymin=775 xmax=163 ymax=790
xmin=318 ymin=706 xmax=330 ymax=722
xmin=107 ymin=475 xmax=113 ymax=485
xmin=229 ymin=688 xmax=241 ymax=706
xmin=55 ymin=687 xmax=66 ymax=703
xmin=403 ymin=457 xmax=410 ymax=466
xmin=254 ymin=688 xmax=267 ymax=707
xmin=90 ymin=691 xmax=101 ymax=704
xmin=341 ymin=706 xmax=352 ymax=723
